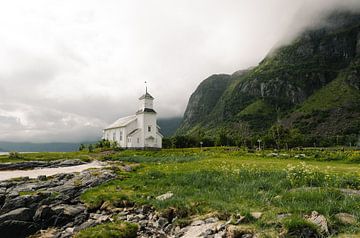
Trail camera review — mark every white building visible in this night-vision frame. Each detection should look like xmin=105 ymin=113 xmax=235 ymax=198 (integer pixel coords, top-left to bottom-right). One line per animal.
xmin=103 ymin=91 xmax=163 ymax=149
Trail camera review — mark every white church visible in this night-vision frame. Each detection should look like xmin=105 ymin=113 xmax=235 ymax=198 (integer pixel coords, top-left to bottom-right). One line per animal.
xmin=103 ymin=90 xmax=163 ymax=149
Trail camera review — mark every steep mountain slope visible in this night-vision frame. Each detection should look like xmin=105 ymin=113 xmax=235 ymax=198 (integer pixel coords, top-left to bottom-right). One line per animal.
xmin=178 ymin=74 xmax=232 ymax=132
xmin=177 ymin=11 xmax=360 ymax=142
xmin=158 ymin=117 xmax=183 ymax=136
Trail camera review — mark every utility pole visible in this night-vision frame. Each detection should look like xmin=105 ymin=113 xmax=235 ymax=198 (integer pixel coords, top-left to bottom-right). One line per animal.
xmin=257 ymin=139 xmax=262 ymax=151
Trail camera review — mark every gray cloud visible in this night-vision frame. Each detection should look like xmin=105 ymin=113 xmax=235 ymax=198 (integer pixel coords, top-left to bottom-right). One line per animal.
xmin=0 ymin=0 xmax=359 ymax=142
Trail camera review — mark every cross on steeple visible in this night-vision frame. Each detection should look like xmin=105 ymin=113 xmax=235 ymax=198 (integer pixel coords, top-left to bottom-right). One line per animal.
xmin=144 ymin=81 xmax=148 ymax=93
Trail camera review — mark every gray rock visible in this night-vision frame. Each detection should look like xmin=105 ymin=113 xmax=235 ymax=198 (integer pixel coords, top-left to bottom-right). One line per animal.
xmin=0 ymin=220 xmax=38 ymax=238
xmin=156 ymin=217 xmax=168 ymax=228
xmin=37 ymin=175 xmax=47 ymax=181
xmin=250 ymin=212 xmax=262 ymax=219
xmin=74 ymin=219 xmax=97 ymax=232
xmin=52 ymin=204 xmax=85 ymax=217
xmin=156 ymin=192 xmax=173 ymax=201
xmin=0 ymin=207 xmax=34 ymax=223
xmin=123 ymin=165 xmax=133 ymax=172
xmin=335 ymin=213 xmax=357 ymax=225
xmin=305 ymin=211 xmax=329 ymax=234
xmin=205 ymin=217 xmax=219 ymax=224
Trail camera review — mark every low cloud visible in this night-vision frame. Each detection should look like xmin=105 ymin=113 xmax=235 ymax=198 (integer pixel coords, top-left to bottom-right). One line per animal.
xmin=0 ymin=0 xmax=359 ymax=142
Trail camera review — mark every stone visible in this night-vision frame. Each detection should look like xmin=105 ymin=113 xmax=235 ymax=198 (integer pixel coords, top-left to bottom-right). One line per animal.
xmin=164 ymin=223 xmax=173 ymax=233
xmin=156 ymin=192 xmax=173 ymax=201
xmin=156 ymin=217 xmax=168 ymax=228
xmin=225 ymin=225 xmax=254 ymax=238
xmin=0 ymin=207 xmax=34 ymax=223
xmin=1 ymin=194 xmax=44 ymax=213
xmin=52 ymin=204 xmax=85 ymax=217
xmin=37 ymin=175 xmax=47 ymax=181
xmin=0 ymin=220 xmax=39 ymax=238
xmin=74 ymin=219 xmax=97 ymax=232
xmin=335 ymin=213 xmax=357 ymax=225
xmin=339 ymin=188 xmax=360 ymax=196
xmin=277 ymin=213 xmax=291 ymax=220
xmin=214 ymin=230 xmax=226 ymax=238
xmin=100 ymin=201 xmax=115 ymax=211
xmin=305 ymin=211 xmax=329 ymax=234
xmin=123 ymin=165 xmax=133 ymax=172
xmin=250 ymin=212 xmax=262 ymax=219
xmin=191 ymin=220 xmax=205 ymax=226
xmin=205 ymin=217 xmax=219 ymax=224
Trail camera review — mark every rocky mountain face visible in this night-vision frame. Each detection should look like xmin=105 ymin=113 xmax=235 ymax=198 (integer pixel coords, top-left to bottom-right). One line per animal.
xmin=177 ymin=11 xmax=360 ymax=142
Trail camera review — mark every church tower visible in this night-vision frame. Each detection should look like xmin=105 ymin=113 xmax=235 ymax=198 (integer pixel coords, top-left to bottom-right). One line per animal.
xmin=136 ymin=89 xmax=158 ymax=148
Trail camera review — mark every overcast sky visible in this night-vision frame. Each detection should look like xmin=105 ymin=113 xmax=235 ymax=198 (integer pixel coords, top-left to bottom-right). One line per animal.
xmin=0 ymin=0 xmax=359 ymax=142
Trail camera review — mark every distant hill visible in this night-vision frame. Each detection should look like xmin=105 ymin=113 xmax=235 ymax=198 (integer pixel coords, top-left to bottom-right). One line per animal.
xmin=158 ymin=117 xmax=183 ymax=137
xmin=177 ymin=11 xmax=360 ymax=145
xmin=0 ymin=142 xmax=94 ymax=152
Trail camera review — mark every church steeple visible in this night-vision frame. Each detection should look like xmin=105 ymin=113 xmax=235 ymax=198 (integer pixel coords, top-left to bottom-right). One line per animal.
xmin=138 ymin=86 xmax=156 ymax=113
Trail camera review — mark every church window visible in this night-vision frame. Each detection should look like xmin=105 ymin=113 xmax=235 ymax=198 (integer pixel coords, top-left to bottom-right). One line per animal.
xmin=120 ymin=131 xmax=123 ymax=141
xmin=113 ymin=132 xmax=116 ymax=141
xmin=148 ymin=126 xmax=151 ymax=132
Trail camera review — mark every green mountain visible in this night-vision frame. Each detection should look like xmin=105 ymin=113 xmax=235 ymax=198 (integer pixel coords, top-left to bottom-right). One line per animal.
xmin=177 ymin=11 xmax=360 ymax=145
xmin=158 ymin=117 xmax=183 ymax=136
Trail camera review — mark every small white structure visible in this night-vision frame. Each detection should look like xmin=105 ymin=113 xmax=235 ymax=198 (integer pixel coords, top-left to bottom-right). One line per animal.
xmin=103 ymin=90 xmax=163 ymax=149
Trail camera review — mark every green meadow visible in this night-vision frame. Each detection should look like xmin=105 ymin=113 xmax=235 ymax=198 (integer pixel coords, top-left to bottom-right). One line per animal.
xmin=78 ymin=147 xmax=360 ymax=236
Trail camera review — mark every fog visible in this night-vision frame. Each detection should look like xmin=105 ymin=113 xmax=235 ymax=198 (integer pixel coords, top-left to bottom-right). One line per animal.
xmin=0 ymin=0 xmax=359 ymax=142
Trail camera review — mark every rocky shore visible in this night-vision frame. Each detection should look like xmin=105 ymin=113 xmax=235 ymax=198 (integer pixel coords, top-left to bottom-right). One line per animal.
xmin=0 ymin=160 xmax=259 ymax=238
xmin=0 ymin=165 xmax=115 ymax=238
xmin=0 ymin=159 xmax=86 ymax=171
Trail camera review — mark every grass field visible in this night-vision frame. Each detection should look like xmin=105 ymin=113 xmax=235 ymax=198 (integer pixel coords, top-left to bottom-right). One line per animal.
xmin=78 ymin=147 xmax=360 ymax=236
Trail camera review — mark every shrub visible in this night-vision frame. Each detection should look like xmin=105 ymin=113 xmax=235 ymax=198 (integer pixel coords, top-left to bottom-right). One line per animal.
xmin=283 ymin=216 xmax=320 ymax=237
xmin=8 ymin=151 xmax=22 ymax=160
xmin=285 ymin=162 xmax=324 ymax=187
xmin=75 ymin=221 xmax=138 ymax=238
xmin=78 ymin=144 xmax=86 ymax=151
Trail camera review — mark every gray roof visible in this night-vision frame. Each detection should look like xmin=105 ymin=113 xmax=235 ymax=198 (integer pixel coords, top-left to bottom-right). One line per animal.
xmin=139 ymin=92 xmax=154 ymax=100
xmin=104 ymin=115 xmax=136 ymax=130
xmin=128 ymin=128 xmax=140 ymax=137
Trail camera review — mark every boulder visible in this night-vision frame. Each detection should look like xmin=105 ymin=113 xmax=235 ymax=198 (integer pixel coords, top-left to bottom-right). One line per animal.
xmin=1 ymin=194 xmax=45 ymax=213
xmin=250 ymin=212 xmax=262 ymax=219
xmin=225 ymin=225 xmax=255 ymax=238
xmin=0 ymin=208 xmax=34 ymax=223
xmin=33 ymin=205 xmax=56 ymax=227
xmin=305 ymin=211 xmax=329 ymax=234
xmin=335 ymin=213 xmax=357 ymax=225
xmin=0 ymin=220 xmax=38 ymax=238
xmin=156 ymin=192 xmax=173 ymax=201
xmin=51 ymin=204 xmax=85 ymax=217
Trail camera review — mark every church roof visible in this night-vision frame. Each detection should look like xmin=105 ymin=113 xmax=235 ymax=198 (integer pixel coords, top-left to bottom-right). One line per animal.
xmin=139 ymin=92 xmax=154 ymax=100
xmin=127 ymin=128 xmax=140 ymax=137
xmin=104 ymin=115 xmax=136 ymax=130
xmin=136 ymin=108 xmax=156 ymax=114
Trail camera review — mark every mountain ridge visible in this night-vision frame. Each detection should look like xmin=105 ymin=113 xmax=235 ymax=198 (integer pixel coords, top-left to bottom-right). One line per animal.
xmin=177 ymin=10 xmax=360 ymax=146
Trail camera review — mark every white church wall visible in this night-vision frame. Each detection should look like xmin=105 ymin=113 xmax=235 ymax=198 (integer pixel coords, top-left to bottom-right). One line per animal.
xmin=103 ymin=91 xmax=162 ymax=149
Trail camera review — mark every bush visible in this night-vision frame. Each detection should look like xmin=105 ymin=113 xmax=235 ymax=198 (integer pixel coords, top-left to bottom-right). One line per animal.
xmin=75 ymin=221 xmax=138 ymax=238
xmin=8 ymin=151 xmax=22 ymax=160
xmin=283 ymin=216 xmax=320 ymax=237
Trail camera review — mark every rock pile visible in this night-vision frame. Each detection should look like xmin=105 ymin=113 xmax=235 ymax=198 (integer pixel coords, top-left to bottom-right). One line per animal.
xmin=0 ymin=168 xmax=115 ymax=238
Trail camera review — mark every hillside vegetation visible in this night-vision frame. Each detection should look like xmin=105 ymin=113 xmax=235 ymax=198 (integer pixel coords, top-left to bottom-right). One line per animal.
xmin=177 ymin=11 xmax=360 ymax=147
